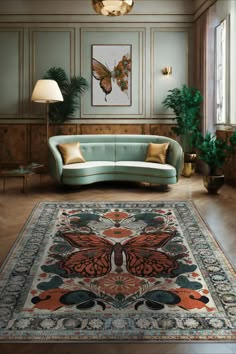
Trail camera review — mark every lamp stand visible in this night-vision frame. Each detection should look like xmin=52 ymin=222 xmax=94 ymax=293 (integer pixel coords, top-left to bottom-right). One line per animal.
xmin=46 ymin=102 xmax=49 ymax=142
xmin=31 ymin=79 xmax=63 ymax=143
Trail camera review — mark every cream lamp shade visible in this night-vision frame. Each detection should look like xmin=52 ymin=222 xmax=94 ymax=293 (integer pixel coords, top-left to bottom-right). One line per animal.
xmin=92 ymin=0 xmax=134 ymax=16
xmin=31 ymin=79 xmax=63 ymax=141
xmin=31 ymin=79 xmax=63 ymax=103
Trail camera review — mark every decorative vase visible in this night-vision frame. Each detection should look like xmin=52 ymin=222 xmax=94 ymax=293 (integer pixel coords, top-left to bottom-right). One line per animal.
xmin=182 ymin=162 xmax=195 ymax=177
xmin=203 ymin=175 xmax=225 ymax=194
xmin=182 ymin=153 xmax=197 ymax=177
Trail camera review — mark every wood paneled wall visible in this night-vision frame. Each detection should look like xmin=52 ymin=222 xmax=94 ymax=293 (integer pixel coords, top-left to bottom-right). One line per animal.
xmin=0 ymin=124 xmax=177 ymax=169
xmin=1 ymin=125 xmax=236 ymax=187
xmin=216 ymin=130 xmax=236 ymax=186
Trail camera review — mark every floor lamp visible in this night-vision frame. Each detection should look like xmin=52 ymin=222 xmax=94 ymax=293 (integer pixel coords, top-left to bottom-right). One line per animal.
xmin=31 ymin=79 xmax=63 ymax=141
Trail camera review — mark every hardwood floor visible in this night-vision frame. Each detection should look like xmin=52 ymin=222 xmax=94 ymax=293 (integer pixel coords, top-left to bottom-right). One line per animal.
xmin=0 ymin=174 xmax=236 ymax=354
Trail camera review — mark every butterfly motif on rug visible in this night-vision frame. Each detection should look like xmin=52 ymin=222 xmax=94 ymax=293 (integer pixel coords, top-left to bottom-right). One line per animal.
xmin=55 ymin=230 xmax=187 ymax=279
xmin=92 ymin=54 xmax=131 ymax=102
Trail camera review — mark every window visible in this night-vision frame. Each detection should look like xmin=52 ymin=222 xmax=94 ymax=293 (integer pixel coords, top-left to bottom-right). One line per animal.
xmin=215 ymin=18 xmax=229 ymax=124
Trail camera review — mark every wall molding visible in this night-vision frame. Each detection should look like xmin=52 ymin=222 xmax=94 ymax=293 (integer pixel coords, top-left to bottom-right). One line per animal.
xmin=0 ymin=28 xmax=24 ymax=119
xmin=150 ymin=27 xmax=191 ymax=119
xmin=193 ymin=0 xmax=217 ymax=21
xmin=80 ymin=27 xmax=146 ymax=119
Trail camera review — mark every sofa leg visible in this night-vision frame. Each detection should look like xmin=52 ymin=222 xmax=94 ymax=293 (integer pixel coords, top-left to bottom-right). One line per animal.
xmin=159 ymin=184 xmax=169 ymax=192
xmin=58 ymin=184 xmax=75 ymax=192
xmin=149 ymin=183 xmax=169 ymax=191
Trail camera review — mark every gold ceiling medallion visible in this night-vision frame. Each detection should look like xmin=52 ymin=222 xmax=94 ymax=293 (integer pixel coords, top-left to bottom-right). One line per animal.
xmin=92 ymin=0 xmax=134 ymax=16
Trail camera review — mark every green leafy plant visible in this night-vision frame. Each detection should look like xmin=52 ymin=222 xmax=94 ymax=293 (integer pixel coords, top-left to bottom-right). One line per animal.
xmin=196 ymin=131 xmax=236 ymax=175
xmin=43 ymin=67 xmax=88 ymax=123
xmin=162 ymin=85 xmax=203 ymax=153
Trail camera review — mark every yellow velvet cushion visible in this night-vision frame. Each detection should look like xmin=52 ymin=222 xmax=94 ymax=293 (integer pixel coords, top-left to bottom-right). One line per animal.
xmin=57 ymin=142 xmax=86 ymax=165
xmin=145 ymin=142 xmax=170 ymax=164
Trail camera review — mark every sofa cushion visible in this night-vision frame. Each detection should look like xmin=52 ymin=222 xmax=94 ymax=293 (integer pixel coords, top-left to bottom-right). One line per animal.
xmin=62 ymin=161 xmax=115 ymax=177
xmin=57 ymin=142 xmax=85 ymax=165
xmin=145 ymin=142 xmax=170 ymax=164
xmin=115 ymin=161 xmax=176 ymax=178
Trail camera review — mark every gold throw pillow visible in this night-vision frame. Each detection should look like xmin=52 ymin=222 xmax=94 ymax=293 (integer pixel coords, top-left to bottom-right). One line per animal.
xmin=145 ymin=142 xmax=170 ymax=164
xmin=57 ymin=142 xmax=86 ymax=165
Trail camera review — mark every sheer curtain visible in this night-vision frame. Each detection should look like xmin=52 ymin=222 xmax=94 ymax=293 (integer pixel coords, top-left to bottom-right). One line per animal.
xmin=194 ymin=3 xmax=217 ymax=134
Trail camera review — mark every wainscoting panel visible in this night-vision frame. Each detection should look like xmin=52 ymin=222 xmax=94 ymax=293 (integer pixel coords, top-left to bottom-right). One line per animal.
xmin=150 ymin=28 xmax=190 ymax=118
xmin=0 ymin=124 xmax=27 ymax=164
xmin=30 ymin=28 xmax=74 ymax=117
xmin=217 ymin=130 xmax=236 ymax=186
xmin=80 ymin=124 xmax=145 ymax=135
xmin=0 ymin=29 xmax=23 ymax=118
xmin=0 ymin=124 xmax=177 ymax=168
xmin=29 ymin=124 xmax=78 ymax=165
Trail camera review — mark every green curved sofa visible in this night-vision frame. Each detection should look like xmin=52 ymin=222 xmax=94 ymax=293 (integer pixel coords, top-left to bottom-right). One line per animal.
xmin=48 ymin=134 xmax=183 ymax=186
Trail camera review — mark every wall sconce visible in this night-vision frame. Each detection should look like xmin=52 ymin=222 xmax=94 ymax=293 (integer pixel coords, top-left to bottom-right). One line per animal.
xmin=162 ymin=66 xmax=172 ymax=76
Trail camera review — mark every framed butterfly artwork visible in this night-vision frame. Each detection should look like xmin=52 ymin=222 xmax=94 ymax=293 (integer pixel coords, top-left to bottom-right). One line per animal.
xmin=91 ymin=44 xmax=132 ymax=106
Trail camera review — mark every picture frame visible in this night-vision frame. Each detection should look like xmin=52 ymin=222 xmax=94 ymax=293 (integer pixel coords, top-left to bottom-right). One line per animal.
xmin=91 ymin=44 xmax=132 ymax=106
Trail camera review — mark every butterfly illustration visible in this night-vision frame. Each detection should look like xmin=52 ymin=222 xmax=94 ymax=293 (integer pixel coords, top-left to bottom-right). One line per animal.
xmin=92 ymin=54 xmax=131 ymax=102
xmin=56 ymin=230 xmax=184 ymax=278
xmin=92 ymin=58 xmax=113 ymax=101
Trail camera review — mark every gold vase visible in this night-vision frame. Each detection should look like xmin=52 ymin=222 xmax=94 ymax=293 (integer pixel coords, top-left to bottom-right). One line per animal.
xmin=182 ymin=162 xmax=196 ymax=177
xmin=203 ymin=175 xmax=224 ymax=194
xmin=182 ymin=153 xmax=197 ymax=177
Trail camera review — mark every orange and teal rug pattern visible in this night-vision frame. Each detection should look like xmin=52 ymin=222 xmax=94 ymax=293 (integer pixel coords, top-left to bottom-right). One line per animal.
xmin=0 ymin=201 xmax=235 ymax=342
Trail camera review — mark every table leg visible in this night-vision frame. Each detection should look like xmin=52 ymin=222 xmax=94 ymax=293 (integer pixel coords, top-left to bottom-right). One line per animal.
xmin=26 ymin=176 xmax=28 ymax=193
xmin=3 ymin=176 xmax=6 ymax=193
xmin=23 ymin=176 xmax=26 ymax=193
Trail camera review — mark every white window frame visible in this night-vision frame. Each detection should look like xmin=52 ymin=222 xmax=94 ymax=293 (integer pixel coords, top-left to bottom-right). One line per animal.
xmin=215 ymin=16 xmax=230 ymax=125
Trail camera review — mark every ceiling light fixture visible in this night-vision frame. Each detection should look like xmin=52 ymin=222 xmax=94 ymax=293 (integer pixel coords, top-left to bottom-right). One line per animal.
xmin=92 ymin=0 xmax=134 ymax=16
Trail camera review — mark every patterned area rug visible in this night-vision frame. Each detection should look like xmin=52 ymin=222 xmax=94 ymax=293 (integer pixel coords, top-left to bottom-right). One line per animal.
xmin=0 ymin=201 xmax=236 ymax=343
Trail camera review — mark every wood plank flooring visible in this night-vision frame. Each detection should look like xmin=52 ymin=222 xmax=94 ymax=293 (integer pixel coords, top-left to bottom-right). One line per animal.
xmin=0 ymin=174 xmax=236 ymax=354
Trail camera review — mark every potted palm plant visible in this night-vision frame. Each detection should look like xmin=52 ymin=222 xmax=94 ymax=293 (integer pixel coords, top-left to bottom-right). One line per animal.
xmin=43 ymin=67 xmax=88 ymax=123
xmin=196 ymin=131 xmax=236 ymax=193
xmin=162 ymin=84 xmax=203 ymax=177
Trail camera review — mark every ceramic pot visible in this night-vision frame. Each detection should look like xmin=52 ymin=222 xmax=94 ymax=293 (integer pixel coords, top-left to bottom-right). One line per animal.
xmin=203 ymin=175 xmax=224 ymax=194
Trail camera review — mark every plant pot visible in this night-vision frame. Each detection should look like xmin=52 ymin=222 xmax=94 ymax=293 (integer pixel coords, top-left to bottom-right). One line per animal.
xmin=182 ymin=153 xmax=197 ymax=177
xmin=182 ymin=162 xmax=196 ymax=177
xmin=203 ymin=175 xmax=224 ymax=194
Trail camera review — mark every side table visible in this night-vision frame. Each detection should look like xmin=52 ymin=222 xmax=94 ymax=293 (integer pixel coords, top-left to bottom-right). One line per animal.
xmin=26 ymin=162 xmax=44 ymax=184
xmin=0 ymin=168 xmax=34 ymax=193
xmin=0 ymin=163 xmax=44 ymax=193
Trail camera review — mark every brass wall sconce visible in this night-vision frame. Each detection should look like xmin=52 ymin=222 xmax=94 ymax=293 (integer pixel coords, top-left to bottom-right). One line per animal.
xmin=162 ymin=67 xmax=172 ymax=76
xmin=92 ymin=0 xmax=134 ymax=16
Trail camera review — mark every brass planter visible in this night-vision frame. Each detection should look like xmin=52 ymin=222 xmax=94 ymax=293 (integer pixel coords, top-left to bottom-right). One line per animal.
xmin=203 ymin=175 xmax=224 ymax=194
xmin=182 ymin=162 xmax=195 ymax=177
xmin=182 ymin=153 xmax=197 ymax=177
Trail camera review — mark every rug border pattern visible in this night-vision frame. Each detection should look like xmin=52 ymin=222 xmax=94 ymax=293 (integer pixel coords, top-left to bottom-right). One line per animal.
xmin=0 ymin=201 xmax=236 ymax=343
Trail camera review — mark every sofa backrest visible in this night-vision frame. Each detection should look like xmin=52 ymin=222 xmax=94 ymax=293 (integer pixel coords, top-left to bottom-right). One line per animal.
xmin=49 ymin=134 xmax=180 ymax=161
xmin=115 ymin=143 xmax=147 ymax=161
xmin=80 ymin=143 xmax=115 ymax=161
xmin=114 ymin=135 xmax=181 ymax=165
xmin=48 ymin=134 xmax=183 ymax=182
